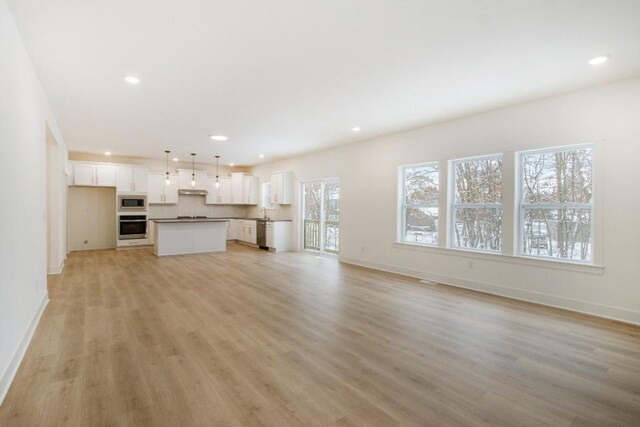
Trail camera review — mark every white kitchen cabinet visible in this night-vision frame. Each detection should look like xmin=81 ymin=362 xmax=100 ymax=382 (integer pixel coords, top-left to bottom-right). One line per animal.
xmin=229 ymin=173 xmax=259 ymax=205
xmin=148 ymin=173 xmax=179 ymax=204
xmin=231 ymin=173 xmax=244 ymax=204
xmin=178 ymin=169 xmax=208 ymax=190
xmin=205 ymin=177 xmax=232 ymax=204
xmin=71 ymin=162 xmax=116 ymax=187
xmin=117 ymin=166 xmax=148 ymax=193
xmin=219 ymin=178 xmax=232 ymax=204
xmin=270 ymin=171 xmax=293 ymax=204
xmin=205 ymin=178 xmax=217 ymax=204
xmin=133 ymin=168 xmax=148 ymax=193
xmin=226 ymin=219 xmax=238 ymax=240
xmin=164 ymin=177 xmax=179 ymax=203
xmin=73 ymin=163 xmax=96 ymax=186
xmin=238 ymin=220 xmax=257 ymax=244
xmin=96 ymin=165 xmax=116 ymax=187
xmin=242 ymin=176 xmax=259 ymax=205
xmin=266 ymin=221 xmax=292 ymax=251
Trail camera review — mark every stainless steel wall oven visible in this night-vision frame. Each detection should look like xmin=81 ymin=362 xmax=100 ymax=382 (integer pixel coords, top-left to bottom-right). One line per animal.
xmin=118 ymin=215 xmax=147 ymax=240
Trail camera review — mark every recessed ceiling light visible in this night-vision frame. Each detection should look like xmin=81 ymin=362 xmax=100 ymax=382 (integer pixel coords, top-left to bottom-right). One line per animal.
xmin=588 ymin=55 xmax=609 ymax=66
xmin=124 ymin=76 xmax=140 ymax=85
xmin=259 ymin=154 xmax=264 ymax=158
xmin=229 ymin=163 xmax=235 ymax=167
xmin=105 ymin=151 xmax=112 ymax=156
xmin=209 ymin=135 xmax=228 ymax=141
xmin=352 ymin=126 xmax=361 ymax=132
xmin=172 ymin=158 xmax=179 ymax=162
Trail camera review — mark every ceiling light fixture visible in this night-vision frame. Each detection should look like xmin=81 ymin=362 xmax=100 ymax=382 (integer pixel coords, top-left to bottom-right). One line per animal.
xmin=172 ymin=158 xmax=179 ymax=162
xmin=229 ymin=163 xmax=234 ymax=167
xmin=352 ymin=126 xmax=361 ymax=132
xmin=210 ymin=135 xmax=228 ymax=141
xmin=214 ymin=155 xmax=220 ymax=189
xmin=105 ymin=151 xmax=112 ymax=156
xmin=588 ymin=55 xmax=609 ymax=66
xmin=259 ymin=154 xmax=264 ymax=158
xmin=190 ymin=153 xmax=196 ymax=187
xmin=124 ymin=76 xmax=140 ymax=85
xmin=164 ymin=150 xmax=172 ymax=186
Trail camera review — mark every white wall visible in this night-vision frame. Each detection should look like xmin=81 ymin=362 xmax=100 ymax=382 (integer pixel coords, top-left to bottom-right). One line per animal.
xmin=0 ymin=0 xmax=68 ymax=404
xmin=249 ymin=77 xmax=640 ymax=325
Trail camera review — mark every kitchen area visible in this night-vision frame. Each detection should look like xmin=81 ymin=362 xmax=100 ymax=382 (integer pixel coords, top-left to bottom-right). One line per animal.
xmin=66 ymin=154 xmax=293 ymax=256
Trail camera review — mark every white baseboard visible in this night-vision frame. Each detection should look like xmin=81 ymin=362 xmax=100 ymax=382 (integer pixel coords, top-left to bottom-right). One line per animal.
xmin=47 ymin=260 xmax=64 ymax=275
xmin=339 ymin=256 xmax=640 ymax=326
xmin=0 ymin=293 xmax=49 ymax=406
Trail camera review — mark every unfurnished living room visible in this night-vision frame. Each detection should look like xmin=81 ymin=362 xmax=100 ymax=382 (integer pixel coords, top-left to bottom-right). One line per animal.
xmin=1 ymin=0 xmax=640 ymax=426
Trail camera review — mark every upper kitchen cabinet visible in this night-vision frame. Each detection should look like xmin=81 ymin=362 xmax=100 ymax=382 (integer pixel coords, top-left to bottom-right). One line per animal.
xmin=70 ymin=162 xmax=116 ymax=187
xmin=96 ymin=165 xmax=117 ymax=187
xmin=116 ymin=166 xmax=148 ymax=193
xmin=230 ymin=173 xmax=259 ymax=205
xmin=206 ymin=177 xmax=232 ymax=204
xmin=231 ymin=173 xmax=244 ymax=204
xmin=243 ymin=176 xmax=259 ymax=205
xmin=178 ymin=169 xmax=208 ymax=191
xmin=148 ymin=173 xmax=179 ymax=204
xmin=72 ymin=163 xmax=95 ymax=186
xmin=270 ymin=171 xmax=293 ymax=204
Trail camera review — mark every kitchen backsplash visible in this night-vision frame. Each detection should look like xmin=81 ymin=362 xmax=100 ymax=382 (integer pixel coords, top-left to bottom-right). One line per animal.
xmin=148 ymin=195 xmax=248 ymax=218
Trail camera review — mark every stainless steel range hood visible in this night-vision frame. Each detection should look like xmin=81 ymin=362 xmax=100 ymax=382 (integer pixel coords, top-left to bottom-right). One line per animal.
xmin=178 ymin=189 xmax=208 ymax=196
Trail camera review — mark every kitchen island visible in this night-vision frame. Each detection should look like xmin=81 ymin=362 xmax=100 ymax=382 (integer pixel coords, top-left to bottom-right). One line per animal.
xmin=152 ymin=218 xmax=227 ymax=256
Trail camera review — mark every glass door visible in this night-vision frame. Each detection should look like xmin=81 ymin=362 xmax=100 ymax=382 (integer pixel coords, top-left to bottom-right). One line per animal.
xmin=302 ymin=179 xmax=339 ymax=254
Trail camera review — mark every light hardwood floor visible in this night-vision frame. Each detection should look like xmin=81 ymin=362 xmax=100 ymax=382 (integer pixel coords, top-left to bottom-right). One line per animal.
xmin=1 ymin=244 xmax=639 ymax=426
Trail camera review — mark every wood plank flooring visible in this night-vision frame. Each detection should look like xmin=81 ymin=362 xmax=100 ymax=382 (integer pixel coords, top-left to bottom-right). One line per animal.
xmin=1 ymin=244 xmax=639 ymax=426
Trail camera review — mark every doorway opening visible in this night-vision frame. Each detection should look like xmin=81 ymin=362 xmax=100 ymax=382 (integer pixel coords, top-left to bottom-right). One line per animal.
xmin=302 ymin=179 xmax=340 ymax=254
xmin=46 ymin=125 xmax=66 ymax=274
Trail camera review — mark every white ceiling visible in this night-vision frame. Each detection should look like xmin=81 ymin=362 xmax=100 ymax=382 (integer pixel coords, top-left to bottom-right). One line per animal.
xmin=8 ymin=0 xmax=640 ymax=166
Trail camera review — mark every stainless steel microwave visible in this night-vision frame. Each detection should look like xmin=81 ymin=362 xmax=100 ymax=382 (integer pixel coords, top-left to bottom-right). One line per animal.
xmin=118 ymin=195 xmax=147 ymax=212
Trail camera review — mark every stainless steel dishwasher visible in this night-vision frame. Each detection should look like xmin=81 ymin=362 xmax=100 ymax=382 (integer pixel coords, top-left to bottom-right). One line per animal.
xmin=256 ymin=220 xmax=267 ymax=247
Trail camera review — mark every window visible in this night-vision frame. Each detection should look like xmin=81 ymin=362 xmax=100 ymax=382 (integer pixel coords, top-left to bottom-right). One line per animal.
xmin=451 ymin=155 xmax=503 ymax=252
xmin=400 ymin=163 xmax=439 ymax=245
xmin=519 ymin=145 xmax=593 ymax=262
xmin=261 ymin=182 xmax=274 ymax=209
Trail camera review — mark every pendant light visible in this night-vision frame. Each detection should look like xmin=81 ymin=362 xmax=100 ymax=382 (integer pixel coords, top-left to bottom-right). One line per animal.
xmin=215 ymin=155 xmax=220 ymax=189
xmin=164 ymin=150 xmax=171 ymax=186
xmin=190 ymin=153 xmax=196 ymax=187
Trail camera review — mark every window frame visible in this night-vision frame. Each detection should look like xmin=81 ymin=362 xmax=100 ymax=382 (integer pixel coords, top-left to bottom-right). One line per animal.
xmin=399 ymin=162 xmax=440 ymax=246
xmin=261 ymin=182 xmax=275 ymax=210
xmin=449 ymin=153 xmax=504 ymax=253
xmin=517 ymin=144 xmax=594 ymax=264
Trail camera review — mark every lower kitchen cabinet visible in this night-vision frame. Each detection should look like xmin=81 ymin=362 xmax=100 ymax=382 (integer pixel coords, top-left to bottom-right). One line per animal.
xmin=226 ymin=219 xmax=238 ymax=240
xmin=237 ymin=220 xmax=257 ymax=245
xmin=266 ymin=221 xmax=292 ymax=251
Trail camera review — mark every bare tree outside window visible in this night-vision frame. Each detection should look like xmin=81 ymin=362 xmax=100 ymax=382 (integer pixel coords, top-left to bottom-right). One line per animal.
xmin=303 ymin=180 xmax=339 ymax=253
xmin=323 ymin=182 xmax=340 ymax=252
xmin=401 ymin=163 xmax=439 ymax=245
xmin=452 ymin=156 xmax=503 ymax=251
xmin=520 ymin=146 xmax=593 ymax=261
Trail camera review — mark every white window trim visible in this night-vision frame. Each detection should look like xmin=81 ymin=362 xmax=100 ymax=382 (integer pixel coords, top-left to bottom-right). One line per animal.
xmin=393 ymin=241 xmax=604 ymax=275
xmin=299 ymin=178 xmax=340 ymax=254
xmin=449 ymin=154 xmax=504 ymax=253
xmin=398 ymin=162 xmax=439 ymax=246
xmin=394 ymin=142 xmax=602 ymax=272
xmin=517 ymin=144 xmax=595 ymax=264
xmin=261 ymin=182 xmax=275 ymax=210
